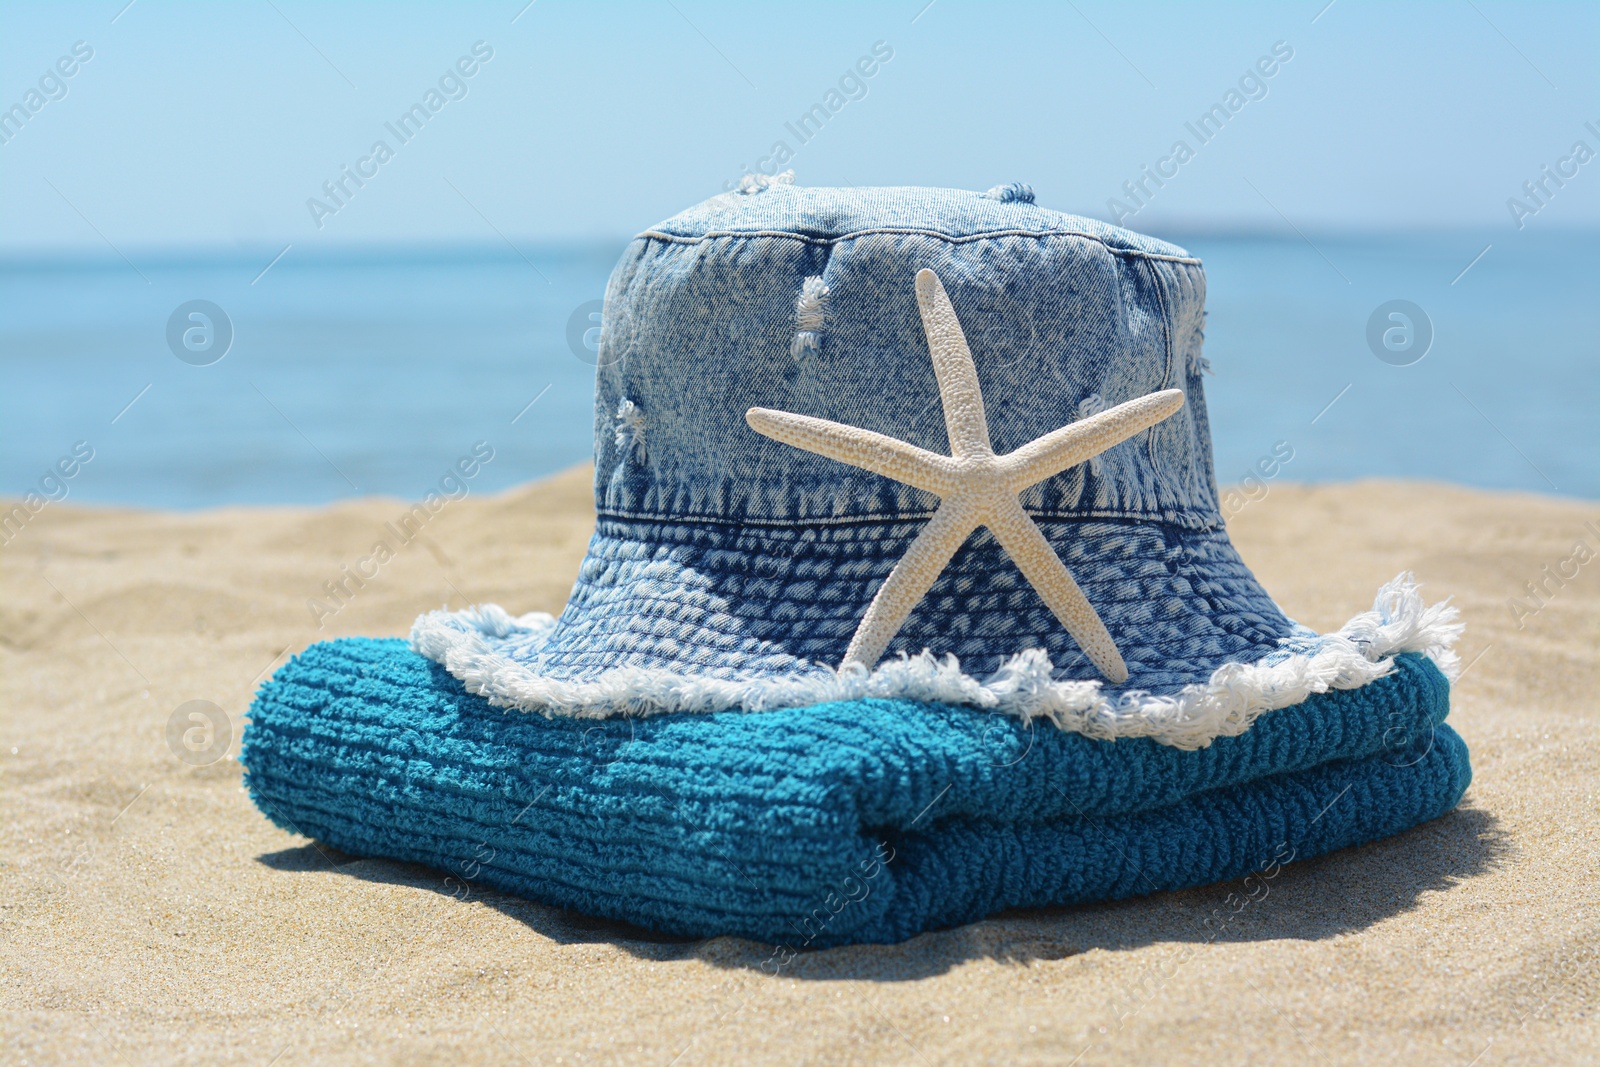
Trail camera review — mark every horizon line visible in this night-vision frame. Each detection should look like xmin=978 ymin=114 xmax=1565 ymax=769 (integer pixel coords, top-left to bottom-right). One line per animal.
xmin=2 ymin=224 xmax=1595 ymax=263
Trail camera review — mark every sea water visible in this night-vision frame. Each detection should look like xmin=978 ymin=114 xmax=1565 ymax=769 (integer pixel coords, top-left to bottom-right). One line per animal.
xmin=1 ymin=232 xmax=1594 ymax=509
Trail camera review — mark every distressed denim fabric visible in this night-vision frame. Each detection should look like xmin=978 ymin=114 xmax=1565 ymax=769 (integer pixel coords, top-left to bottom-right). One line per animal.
xmin=493 ymin=185 xmax=1293 ymax=692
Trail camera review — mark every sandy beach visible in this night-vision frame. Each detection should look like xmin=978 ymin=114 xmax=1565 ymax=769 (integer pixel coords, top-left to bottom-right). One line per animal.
xmin=3 ymin=468 xmax=1595 ymax=1066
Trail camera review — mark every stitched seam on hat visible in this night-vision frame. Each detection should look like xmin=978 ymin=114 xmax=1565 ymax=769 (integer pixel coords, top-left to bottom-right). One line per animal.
xmin=636 ymin=227 xmax=1202 ymax=265
xmin=409 ymin=573 xmax=1463 ymax=749
xmin=593 ymin=508 xmax=1222 ymax=532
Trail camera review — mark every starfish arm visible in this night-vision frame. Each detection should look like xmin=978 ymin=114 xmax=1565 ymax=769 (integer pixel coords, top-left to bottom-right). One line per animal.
xmin=985 ymin=497 xmax=1129 ymax=684
xmin=842 ymin=500 xmax=977 ymax=669
xmin=998 ymin=389 xmax=1186 ymax=492
xmin=914 ymin=269 xmax=993 ymax=458
xmin=746 ymin=408 xmax=956 ymax=495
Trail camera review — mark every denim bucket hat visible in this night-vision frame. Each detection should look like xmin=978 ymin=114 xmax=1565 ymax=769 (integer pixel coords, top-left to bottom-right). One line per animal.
xmin=409 ymin=183 xmax=1460 ymax=744
xmin=245 ymin=183 xmax=1470 ymax=946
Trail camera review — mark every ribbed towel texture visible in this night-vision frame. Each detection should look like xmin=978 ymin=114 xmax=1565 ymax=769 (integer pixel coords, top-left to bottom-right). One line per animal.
xmin=244 ymin=638 xmax=1470 ymax=947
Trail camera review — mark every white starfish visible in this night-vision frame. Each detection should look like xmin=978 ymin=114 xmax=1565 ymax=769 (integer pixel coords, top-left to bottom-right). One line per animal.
xmin=746 ymin=268 xmax=1185 ymax=684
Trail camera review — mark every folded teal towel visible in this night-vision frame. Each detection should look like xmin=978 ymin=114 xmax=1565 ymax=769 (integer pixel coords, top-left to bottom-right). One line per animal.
xmin=243 ymin=638 xmax=1469 ymax=947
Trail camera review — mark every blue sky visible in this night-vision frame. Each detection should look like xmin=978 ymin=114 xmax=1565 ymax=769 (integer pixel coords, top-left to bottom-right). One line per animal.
xmin=2 ymin=0 xmax=1597 ymax=249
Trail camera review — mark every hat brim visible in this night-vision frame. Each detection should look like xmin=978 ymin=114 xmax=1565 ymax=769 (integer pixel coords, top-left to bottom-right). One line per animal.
xmin=411 ymin=514 xmax=1462 ymax=749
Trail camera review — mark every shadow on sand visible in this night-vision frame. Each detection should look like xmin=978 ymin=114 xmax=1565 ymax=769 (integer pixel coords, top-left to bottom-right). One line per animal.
xmin=257 ymin=801 xmax=1509 ymax=982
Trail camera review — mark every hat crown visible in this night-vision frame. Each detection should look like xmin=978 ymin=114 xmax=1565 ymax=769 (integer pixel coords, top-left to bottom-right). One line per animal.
xmin=594 ymin=185 xmax=1219 ymax=529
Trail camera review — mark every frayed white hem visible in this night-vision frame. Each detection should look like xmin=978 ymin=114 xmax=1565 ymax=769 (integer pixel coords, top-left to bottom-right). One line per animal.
xmin=409 ymin=573 xmax=1461 ymax=749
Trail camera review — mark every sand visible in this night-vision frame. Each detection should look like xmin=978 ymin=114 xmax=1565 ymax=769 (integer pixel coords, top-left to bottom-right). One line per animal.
xmin=3 ymin=469 xmax=1596 ymax=1066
